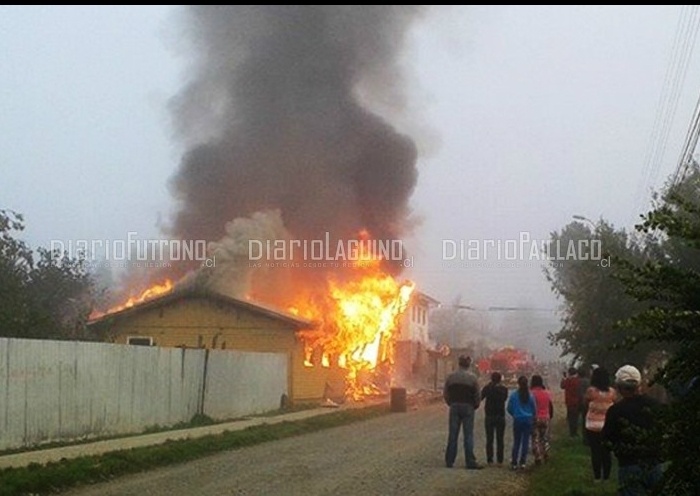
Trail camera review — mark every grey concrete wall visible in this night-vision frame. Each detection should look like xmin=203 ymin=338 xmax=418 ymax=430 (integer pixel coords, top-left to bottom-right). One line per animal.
xmin=0 ymin=337 xmax=288 ymax=451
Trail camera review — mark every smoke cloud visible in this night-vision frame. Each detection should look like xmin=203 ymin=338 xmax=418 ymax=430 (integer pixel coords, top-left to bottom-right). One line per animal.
xmin=165 ymin=5 xmax=423 ymax=301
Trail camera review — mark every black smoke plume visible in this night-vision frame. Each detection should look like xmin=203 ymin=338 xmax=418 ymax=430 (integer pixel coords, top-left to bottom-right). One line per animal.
xmin=166 ymin=5 xmax=422 ymax=303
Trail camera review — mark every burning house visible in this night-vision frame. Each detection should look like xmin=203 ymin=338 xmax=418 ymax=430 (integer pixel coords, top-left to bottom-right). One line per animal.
xmin=93 ymin=6 xmax=426 ymax=404
xmin=89 ymin=270 xmax=415 ymax=403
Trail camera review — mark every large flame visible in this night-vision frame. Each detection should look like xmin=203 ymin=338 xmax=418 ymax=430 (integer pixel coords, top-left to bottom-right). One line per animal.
xmin=294 ymin=259 xmax=414 ymax=400
xmin=89 ymin=279 xmax=174 ymax=320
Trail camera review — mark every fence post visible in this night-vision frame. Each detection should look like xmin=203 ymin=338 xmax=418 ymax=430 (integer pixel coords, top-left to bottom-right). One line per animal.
xmin=199 ymin=348 xmax=210 ymax=416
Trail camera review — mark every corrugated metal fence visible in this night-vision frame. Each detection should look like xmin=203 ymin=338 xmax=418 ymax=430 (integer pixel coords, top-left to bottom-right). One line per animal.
xmin=0 ymin=337 xmax=288 ymax=451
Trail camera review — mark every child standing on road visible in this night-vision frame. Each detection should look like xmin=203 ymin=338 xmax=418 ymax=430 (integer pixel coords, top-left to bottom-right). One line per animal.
xmin=507 ymin=375 xmax=536 ymax=470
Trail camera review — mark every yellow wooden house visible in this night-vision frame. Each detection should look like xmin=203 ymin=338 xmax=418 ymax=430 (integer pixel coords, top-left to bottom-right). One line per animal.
xmin=87 ymin=289 xmax=339 ymax=404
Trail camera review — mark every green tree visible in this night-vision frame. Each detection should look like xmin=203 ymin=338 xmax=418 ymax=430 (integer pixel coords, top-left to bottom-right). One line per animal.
xmin=545 ymin=219 xmax=654 ymax=370
xmin=0 ymin=209 xmax=95 ymax=340
xmin=615 ymin=168 xmax=700 ymax=493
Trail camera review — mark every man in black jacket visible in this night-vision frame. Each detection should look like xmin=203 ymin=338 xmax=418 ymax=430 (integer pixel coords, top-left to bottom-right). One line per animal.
xmin=481 ymin=371 xmax=509 ymax=465
xmin=602 ymin=365 xmax=663 ymax=495
xmin=444 ymin=355 xmax=482 ymax=469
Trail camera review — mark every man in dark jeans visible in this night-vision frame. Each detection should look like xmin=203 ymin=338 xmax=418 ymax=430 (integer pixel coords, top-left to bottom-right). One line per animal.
xmin=481 ymin=372 xmax=509 ymax=465
xmin=444 ymin=355 xmax=483 ymax=469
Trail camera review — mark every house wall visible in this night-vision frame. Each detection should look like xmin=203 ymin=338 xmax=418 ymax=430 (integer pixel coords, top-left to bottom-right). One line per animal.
xmin=294 ymin=350 xmax=348 ymax=403
xmin=394 ymin=296 xmax=432 ymax=383
xmin=102 ymin=297 xmax=328 ymax=403
xmin=397 ymin=299 xmax=429 ymax=343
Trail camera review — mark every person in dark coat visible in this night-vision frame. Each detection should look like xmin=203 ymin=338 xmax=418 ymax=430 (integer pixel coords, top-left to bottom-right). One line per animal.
xmin=480 ymin=371 xmax=509 ymax=465
xmin=603 ymin=365 xmax=664 ymax=495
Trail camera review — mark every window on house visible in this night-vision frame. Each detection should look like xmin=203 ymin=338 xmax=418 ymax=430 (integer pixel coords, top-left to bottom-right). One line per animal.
xmin=127 ymin=336 xmax=153 ymax=346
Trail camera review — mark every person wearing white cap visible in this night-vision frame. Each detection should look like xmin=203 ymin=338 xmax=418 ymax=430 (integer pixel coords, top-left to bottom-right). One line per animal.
xmin=602 ymin=365 xmax=664 ymax=495
xmin=615 ymin=364 xmax=642 ymax=384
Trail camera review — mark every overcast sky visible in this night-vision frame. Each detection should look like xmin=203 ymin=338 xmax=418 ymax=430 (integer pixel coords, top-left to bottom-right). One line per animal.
xmin=3 ymin=6 xmax=700 ymax=331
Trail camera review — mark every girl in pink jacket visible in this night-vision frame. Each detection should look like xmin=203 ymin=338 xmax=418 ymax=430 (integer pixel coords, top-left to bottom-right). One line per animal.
xmin=530 ymin=375 xmax=553 ymax=464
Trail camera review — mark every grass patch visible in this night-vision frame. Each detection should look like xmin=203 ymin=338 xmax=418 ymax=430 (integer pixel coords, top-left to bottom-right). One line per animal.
xmin=0 ymin=404 xmax=390 ymax=496
xmin=255 ymin=401 xmax=322 ymax=417
xmin=526 ymin=399 xmax=617 ymax=496
xmin=143 ymin=413 xmax=216 ymax=433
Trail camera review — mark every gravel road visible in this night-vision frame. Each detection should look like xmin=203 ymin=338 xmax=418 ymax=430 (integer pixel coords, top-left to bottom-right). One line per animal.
xmin=63 ymin=401 xmax=527 ymax=496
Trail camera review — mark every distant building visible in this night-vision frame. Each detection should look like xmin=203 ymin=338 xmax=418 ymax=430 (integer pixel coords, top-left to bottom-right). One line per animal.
xmin=394 ymin=291 xmax=440 ymax=386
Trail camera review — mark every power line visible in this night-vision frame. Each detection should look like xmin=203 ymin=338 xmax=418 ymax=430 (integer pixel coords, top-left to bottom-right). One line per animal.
xmin=632 ymin=6 xmax=686 ymax=219
xmin=438 ymin=305 xmax=556 ymax=313
xmin=631 ymin=6 xmax=700 ymax=225
xmin=671 ymin=90 xmax=700 ymax=187
xmin=648 ymin=6 xmax=700 ymax=189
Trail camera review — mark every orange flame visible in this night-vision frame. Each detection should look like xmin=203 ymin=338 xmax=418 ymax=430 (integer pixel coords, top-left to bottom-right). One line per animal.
xmin=89 ymin=279 xmax=174 ymax=320
xmin=294 ymin=258 xmax=414 ymax=400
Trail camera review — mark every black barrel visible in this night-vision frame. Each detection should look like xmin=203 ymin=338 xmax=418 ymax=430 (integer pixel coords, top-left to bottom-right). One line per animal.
xmin=390 ymin=387 xmax=407 ymax=412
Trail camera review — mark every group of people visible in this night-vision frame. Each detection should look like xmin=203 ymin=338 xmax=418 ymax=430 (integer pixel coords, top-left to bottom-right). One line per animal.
xmin=483 ymin=370 xmax=554 ymax=470
xmin=562 ymin=363 xmax=664 ymax=494
xmin=443 ymin=355 xmax=553 ymax=470
xmin=443 ymin=355 xmax=664 ymax=495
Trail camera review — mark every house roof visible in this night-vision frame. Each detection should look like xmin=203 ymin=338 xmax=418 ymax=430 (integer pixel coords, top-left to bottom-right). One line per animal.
xmin=412 ymin=291 xmax=440 ymax=306
xmin=87 ymin=288 xmax=314 ymax=330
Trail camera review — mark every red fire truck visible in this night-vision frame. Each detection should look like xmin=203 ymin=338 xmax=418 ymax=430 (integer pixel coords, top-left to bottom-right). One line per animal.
xmin=477 ymin=346 xmax=537 ymax=386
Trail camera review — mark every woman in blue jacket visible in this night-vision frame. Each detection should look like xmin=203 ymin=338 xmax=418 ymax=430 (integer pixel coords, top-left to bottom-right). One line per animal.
xmin=507 ymin=375 xmax=536 ymax=470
